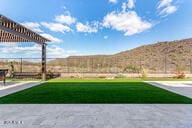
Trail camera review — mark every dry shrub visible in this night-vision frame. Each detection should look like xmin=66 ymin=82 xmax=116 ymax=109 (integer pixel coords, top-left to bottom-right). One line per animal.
xmin=115 ymin=74 xmax=126 ymax=79
xmin=98 ymin=75 xmax=107 ymax=79
xmin=174 ymin=72 xmax=186 ymax=79
xmin=70 ymin=75 xmax=75 ymax=78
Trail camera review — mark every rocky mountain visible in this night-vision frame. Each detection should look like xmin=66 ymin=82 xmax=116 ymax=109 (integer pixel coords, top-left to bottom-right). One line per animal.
xmin=48 ymin=38 xmax=192 ymax=73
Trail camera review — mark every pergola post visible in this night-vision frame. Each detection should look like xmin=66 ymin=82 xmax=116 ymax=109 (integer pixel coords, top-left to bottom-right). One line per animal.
xmin=42 ymin=43 xmax=46 ymax=81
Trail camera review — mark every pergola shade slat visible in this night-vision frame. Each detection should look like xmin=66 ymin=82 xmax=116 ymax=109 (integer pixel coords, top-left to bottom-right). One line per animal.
xmin=0 ymin=14 xmax=50 ymax=81
xmin=0 ymin=14 xmax=50 ymax=44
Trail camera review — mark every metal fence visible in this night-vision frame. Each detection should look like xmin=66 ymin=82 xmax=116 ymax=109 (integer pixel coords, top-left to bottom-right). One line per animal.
xmin=0 ymin=57 xmax=192 ymax=74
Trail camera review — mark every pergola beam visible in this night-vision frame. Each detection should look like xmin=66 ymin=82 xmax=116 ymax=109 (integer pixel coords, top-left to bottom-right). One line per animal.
xmin=0 ymin=15 xmax=49 ymax=44
xmin=0 ymin=14 xmax=50 ymax=81
xmin=0 ymin=15 xmax=49 ymax=43
xmin=0 ymin=26 xmax=44 ymax=44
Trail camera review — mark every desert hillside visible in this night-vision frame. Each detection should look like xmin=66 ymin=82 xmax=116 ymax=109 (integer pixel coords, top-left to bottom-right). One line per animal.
xmin=47 ymin=38 xmax=192 ymax=73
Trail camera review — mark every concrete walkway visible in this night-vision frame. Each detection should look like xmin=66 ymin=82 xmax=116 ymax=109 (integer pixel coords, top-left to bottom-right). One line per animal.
xmin=0 ymin=81 xmax=192 ymax=127
xmin=147 ymin=81 xmax=192 ymax=99
xmin=0 ymin=104 xmax=191 ymax=128
xmin=0 ymin=81 xmax=42 ymax=98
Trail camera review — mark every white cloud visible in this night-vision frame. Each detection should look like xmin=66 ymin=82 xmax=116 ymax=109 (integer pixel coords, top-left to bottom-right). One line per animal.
xmin=122 ymin=0 xmax=136 ymax=12
xmin=21 ymin=22 xmax=43 ymax=33
xmin=41 ymin=22 xmax=72 ymax=33
xmin=109 ymin=0 xmax=118 ymax=4
xmin=157 ymin=0 xmax=177 ymax=16
xmin=0 ymin=44 xmax=77 ymax=58
xmin=104 ymin=36 xmax=109 ymax=40
xmin=158 ymin=0 xmax=172 ymax=9
xmin=103 ymin=11 xmax=152 ymax=36
xmin=122 ymin=2 xmax=127 ymax=12
xmin=127 ymin=0 xmax=136 ymax=9
xmin=76 ymin=22 xmax=98 ymax=33
xmin=0 ymin=44 xmax=41 ymax=54
xmin=55 ymin=14 xmax=76 ymax=25
xmin=40 ymin=33 xmax=63 ymax=43
xmin=47 ymin=45 xmax=77 ymax=58
xmin=159 ymin=5 xmax=177 ymax=16
xmin=0 ymin=42 xmax=18 ymax=47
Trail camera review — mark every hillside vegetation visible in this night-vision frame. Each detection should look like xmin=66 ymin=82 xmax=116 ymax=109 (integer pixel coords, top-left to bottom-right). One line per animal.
xmin=48 ymin=38 xmax=192 ymax=73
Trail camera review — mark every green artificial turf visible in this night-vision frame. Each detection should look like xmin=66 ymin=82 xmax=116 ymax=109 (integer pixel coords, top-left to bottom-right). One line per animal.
xmin=0 ymin=79 xmax=192 ymax=104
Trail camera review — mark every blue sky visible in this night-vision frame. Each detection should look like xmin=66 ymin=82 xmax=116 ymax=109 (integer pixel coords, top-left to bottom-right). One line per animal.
xmin=0 ymin=0 xmax=192 ymax=58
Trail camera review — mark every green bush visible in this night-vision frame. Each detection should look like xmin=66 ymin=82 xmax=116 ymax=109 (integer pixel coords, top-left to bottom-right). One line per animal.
xmin=123 ymin=64 xmax=140 ymax=73
xmin=176 ymin=65 xmax=185 ymax=74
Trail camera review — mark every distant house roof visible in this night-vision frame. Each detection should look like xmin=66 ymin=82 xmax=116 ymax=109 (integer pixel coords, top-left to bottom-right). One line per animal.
xmin=0 ymin=14 xmax=50 ymax=44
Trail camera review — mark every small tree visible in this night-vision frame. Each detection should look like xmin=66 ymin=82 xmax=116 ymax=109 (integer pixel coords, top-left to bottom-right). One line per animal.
xmin=141 ymin=68 xmax=148 ymax=79
xmin=176 ymin=65 xmax=185 ymax=74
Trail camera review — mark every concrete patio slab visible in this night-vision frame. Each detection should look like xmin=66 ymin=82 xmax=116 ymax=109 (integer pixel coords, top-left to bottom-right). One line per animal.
xmin=0 ymin=81 xmax=43 ymax=98
xmin=146 ymin=81 xmax=192 ymax=99
xmin=0 ymin=104 xmax=192 ymax=128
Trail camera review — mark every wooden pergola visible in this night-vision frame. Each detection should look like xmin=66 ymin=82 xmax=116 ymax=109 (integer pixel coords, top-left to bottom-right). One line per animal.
xmin=0 ymin=14 xmax=50 ymax=81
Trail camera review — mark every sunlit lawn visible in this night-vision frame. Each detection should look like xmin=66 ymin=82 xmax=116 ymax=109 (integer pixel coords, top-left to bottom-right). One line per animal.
xmin=0 ymin=79 xmax=192 ymax=104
